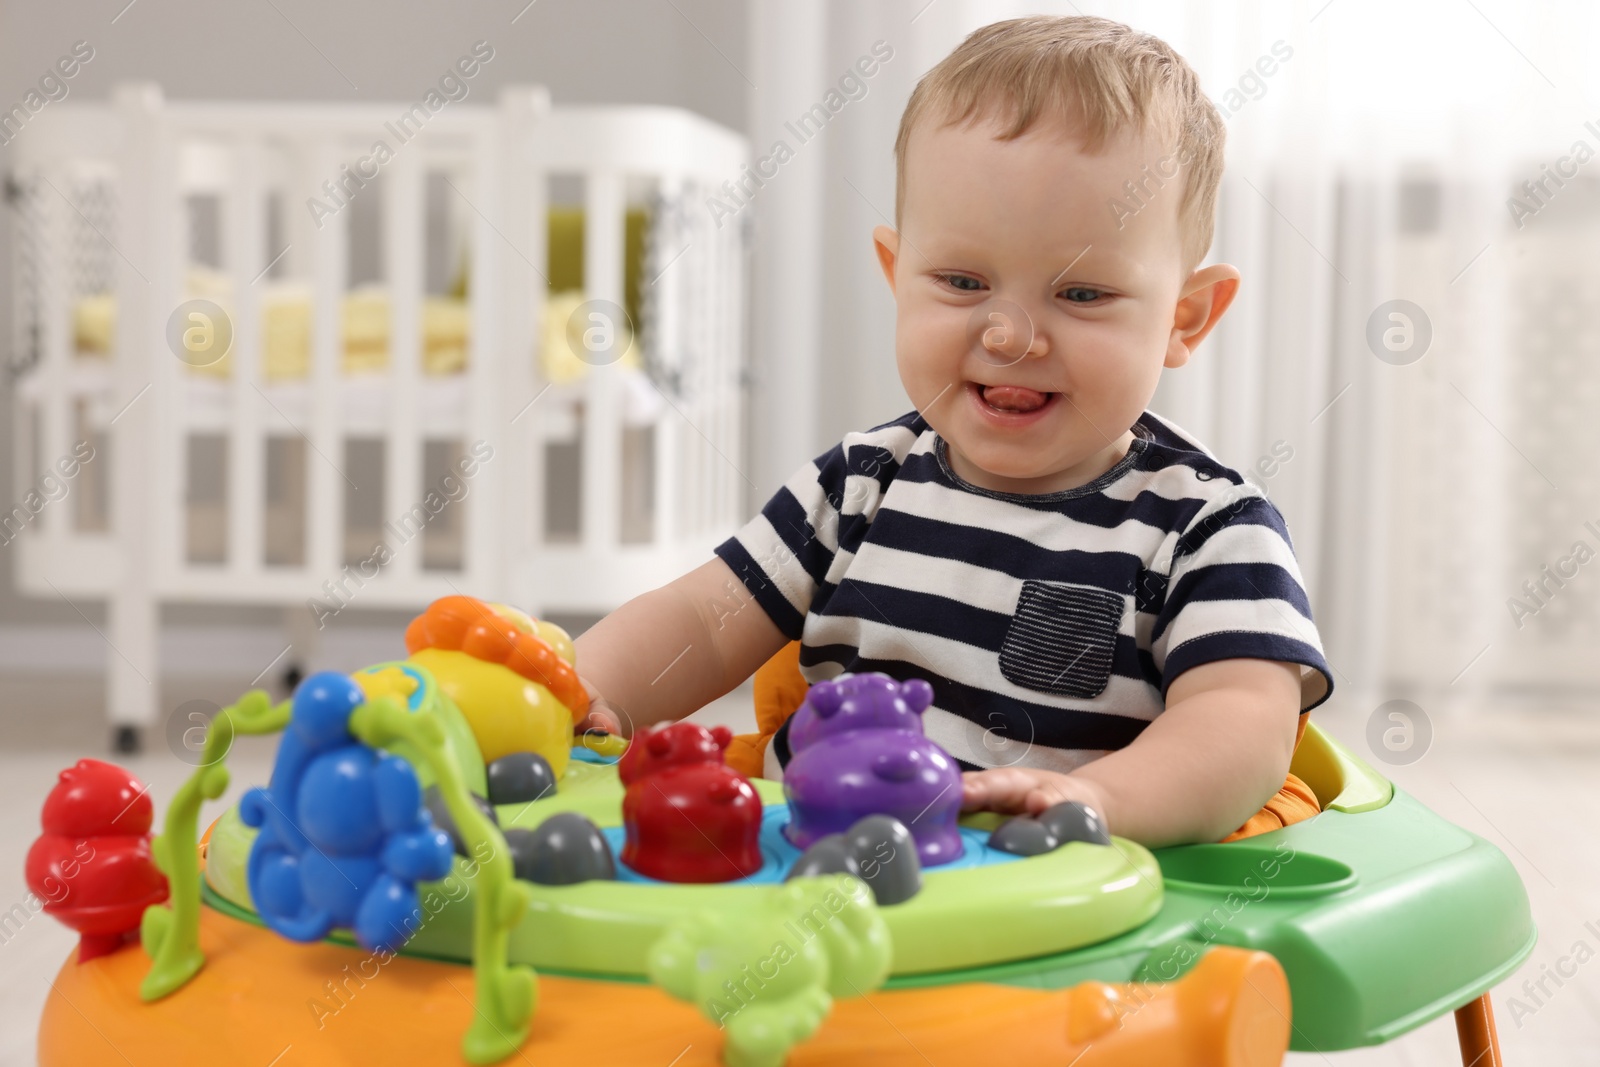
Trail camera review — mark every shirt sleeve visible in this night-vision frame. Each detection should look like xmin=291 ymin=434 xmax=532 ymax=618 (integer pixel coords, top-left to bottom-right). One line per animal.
xmin=1150 ymin=491 xmax=1335 ymax=712
xmin=713 ymin=441 xmax=855 ymax=641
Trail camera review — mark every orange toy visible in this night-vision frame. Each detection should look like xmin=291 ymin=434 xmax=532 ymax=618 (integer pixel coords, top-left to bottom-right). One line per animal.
xmin=403 ymin=595 xmax=589 ymax=771
xmin=1064 ymin=944 xmax=1292 ymax=1066
xmin=406 ymin=595 xmax=589 ymax=717
xmin=39 ymin=904 xmax=1288 ymax=1067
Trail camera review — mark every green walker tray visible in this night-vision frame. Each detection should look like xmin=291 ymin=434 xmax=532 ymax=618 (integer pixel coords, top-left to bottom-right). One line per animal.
xmin=202 ymin=720 xmax=1535 ymax=1053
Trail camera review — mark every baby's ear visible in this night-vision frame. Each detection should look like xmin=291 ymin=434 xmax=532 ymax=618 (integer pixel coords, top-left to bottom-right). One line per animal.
xmin=872 ymin=225 xmax=900 ymax=294
xmin=1168 ymin=263 xmax=1242 ymax=368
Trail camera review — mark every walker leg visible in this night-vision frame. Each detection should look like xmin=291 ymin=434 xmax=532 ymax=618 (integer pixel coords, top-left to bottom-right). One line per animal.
xmin=106 ymin=586 xmax=157 ymax=754
xmin=1454 ymin=993 xmax=1502 ymax=1067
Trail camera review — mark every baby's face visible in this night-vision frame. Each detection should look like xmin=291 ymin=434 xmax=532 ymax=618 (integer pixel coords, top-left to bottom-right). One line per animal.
xmin=876 ymin=114 xmax=1206 ymax=495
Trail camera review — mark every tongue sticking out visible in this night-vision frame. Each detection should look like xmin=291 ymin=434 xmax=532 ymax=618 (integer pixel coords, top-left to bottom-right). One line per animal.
xmin=981 ymin=385 xmax=1050 ymax=413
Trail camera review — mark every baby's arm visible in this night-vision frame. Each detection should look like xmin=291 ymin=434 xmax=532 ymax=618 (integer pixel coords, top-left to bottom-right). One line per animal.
xmin=573 ymin=557 xmax=790 ymax=736
xmin=960 ymin=658 xmax=1301 ymax=848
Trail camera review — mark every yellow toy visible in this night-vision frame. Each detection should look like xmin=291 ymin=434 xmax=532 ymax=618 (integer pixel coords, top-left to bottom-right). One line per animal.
xmin=403 ymin=595 xmax=590 ymax=775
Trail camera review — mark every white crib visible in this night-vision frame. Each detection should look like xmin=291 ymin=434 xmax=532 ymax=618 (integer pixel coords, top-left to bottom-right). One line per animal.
xmin=6 ymin=82 xmax=749 ymax=746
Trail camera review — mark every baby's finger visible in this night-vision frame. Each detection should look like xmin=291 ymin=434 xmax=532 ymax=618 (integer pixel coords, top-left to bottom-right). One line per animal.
xmin=960 ymin=768 xmax=1036 ymax=814
xmin=575 ymin=706 xmax=622 ymax=736
xmin=1022 ymin=780 xmax=1077 ymax=816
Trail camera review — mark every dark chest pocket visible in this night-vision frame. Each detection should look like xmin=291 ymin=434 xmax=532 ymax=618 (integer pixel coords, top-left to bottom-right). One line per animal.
xmin=998 ymin=580 xmax=1125 ymax=699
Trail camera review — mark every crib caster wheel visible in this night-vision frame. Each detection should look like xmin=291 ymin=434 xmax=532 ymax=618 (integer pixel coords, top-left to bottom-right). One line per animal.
xmin=111 ymin=725 xmax=142 ymax=756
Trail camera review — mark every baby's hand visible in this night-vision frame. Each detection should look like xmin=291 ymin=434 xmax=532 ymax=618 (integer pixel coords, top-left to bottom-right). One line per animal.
xmin=961 ymin=767 xmax=1110 ymax=824
xmin=573 ymin=676 xmax=625 ymax=737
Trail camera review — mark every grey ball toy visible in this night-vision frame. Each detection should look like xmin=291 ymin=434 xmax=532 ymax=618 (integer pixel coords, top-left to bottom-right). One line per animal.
xmin=987 ymin=815 xmax=1060 ymax=857
xmin=1038 ymin=800 xmax=1111 ymax=847
xmin=505 ymin=811 xmax=617 ymax=885
xmin=486 ymin=751 xmax=558 ymax=806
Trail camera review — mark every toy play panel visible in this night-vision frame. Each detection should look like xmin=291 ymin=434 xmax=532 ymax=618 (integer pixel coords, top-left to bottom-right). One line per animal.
xmin=39 ymin=709 xmax=1536 ymax=1067
xmin=32 ymin=601 xmax=1530 ymax=1066
xmin=204 ymin=754 xmax=1165 ymax=978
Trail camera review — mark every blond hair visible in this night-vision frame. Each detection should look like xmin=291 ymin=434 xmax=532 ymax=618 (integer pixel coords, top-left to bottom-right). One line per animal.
xmin=893 ymin=15 xmax=1225 ymax=272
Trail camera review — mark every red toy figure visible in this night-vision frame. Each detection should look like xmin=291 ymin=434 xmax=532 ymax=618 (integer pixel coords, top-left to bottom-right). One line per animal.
xmin=25 ymin=759 xmax=168 ymax=961
xmin=619 ymin=723 xmax=764 ymax=883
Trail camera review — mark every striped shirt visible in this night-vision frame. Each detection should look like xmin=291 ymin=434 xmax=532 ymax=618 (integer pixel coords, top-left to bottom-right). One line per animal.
xmin=715 ymin=408 xmax=1335 ymax=774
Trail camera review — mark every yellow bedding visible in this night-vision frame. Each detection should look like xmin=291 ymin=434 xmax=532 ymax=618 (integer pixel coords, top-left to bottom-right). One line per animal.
xmin=71 ymin=205 xmax=651 ymax=384
xmin=72 ymin=278 xmax=636 ymax=383
xmin=74 ymin=271 xmax=470 ymax=380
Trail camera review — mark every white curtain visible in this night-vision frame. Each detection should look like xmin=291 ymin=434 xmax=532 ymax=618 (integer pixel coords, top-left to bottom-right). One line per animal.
xmin=743 ymin=0 xmax=1600 ymax=709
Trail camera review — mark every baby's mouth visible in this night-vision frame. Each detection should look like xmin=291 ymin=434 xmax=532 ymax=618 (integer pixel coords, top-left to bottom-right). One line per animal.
xmin=976 ymin=383 xmax=1053 ymax=414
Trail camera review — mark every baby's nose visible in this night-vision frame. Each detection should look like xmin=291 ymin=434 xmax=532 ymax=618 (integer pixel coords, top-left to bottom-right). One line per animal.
xmin=975 ymin=299 xmax=1048 ymax=366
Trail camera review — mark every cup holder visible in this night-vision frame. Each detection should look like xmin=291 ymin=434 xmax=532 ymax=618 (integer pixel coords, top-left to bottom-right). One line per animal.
xmin=1155 ymin=844 xmax=1356 ymax=900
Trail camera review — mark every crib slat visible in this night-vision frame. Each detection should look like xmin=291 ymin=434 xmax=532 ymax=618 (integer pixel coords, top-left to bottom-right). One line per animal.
xmin=384 ymin=149 xmax=423 ymax=584
xmin=305 ymin=139 xmax=346 ymax=585
xmin=650 ymin=178 xmax=684 ymax=549
xmin=106 ymin=82 xmax=166 ymax=733
xmin=463 ymin=115 xmax=507 ymax=597
xmin=499 ymin=89 xmax=550 ymax=607
xmin=581 ymin=171 xmax=626 ymax=553
xmin=154 ymin=167 xmax=184 ymax=584
xmin=34 ymin=164 xmax=70 ymax=541
xmin=228 ymin=137 xmax=266 ymax=577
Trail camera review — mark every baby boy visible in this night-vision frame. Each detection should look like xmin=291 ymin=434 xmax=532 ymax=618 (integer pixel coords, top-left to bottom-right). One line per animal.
xmin=573 ymin=14 xmax=1334 ymax=848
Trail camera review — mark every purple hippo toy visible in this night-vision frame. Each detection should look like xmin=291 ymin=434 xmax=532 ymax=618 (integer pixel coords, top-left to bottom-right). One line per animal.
xmin=782 ymin=673 xmax=965 ymax=867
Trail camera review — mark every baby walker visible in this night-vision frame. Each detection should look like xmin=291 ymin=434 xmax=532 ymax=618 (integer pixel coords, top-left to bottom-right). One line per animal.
xmin=29 ymin=595 xmax=1533 ymax=1066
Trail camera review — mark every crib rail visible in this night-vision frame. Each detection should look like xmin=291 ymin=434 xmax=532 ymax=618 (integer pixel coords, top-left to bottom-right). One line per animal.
xmin=7 ymin=83 xmax=749 ymax=730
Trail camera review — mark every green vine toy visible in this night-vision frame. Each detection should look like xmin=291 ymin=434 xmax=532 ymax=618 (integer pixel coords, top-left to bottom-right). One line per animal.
xmin=351 ymin=692 xmax=537 ymax=1064
xmin=138 ymin=690 xmax=289 ymax=1002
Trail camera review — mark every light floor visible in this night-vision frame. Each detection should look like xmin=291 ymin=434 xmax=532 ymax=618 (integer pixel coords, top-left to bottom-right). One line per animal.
xmin=0 ymin=675 xmax=1594 ymax=1066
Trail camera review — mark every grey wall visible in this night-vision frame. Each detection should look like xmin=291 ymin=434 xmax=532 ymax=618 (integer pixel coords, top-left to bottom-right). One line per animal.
xmin=0 ymin=0 xmax=747 ymax=120
xmin=0 ymin=0 xmax=748 ymax=625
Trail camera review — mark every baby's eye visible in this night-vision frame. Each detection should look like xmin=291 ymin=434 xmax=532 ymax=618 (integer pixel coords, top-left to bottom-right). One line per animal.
xmin=937 ymin=273 xmax=984 ymax=293
xmin=1059 ymin=287 xmax=1107 ymax=304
